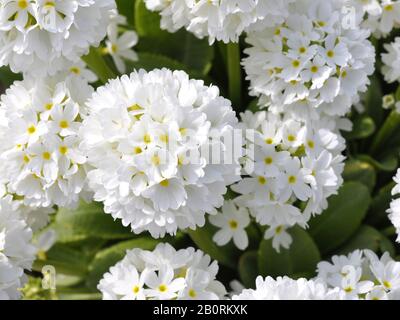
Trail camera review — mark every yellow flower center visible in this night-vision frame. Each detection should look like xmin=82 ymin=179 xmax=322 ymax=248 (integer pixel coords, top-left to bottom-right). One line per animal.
xmin=299 ymin=47 xmax=306 ymax=54
xmin=189 ymin=289 xmax=197 ymax=298
xmin=59 ymin=146 xmax=68 ymax=155
xmin=327 ymin=50 xmax=335 ymax=58
xmin=385 ymin=4 xmax=394 ymax=11
xmin=265 ymin=138 xmax=273 ymax=144
xmin=151 ymin=155 xmax=160 ymax=166
xmin=42 ymin=152 xmax=51 ymax=161
xmin=18 ymin=0 xmax=28 ymax=9
xmin=292 ymin=60 xmax=300 ymax=68
xmin=69 ymin=67 xmax=81 ymax=75
xmin=134 ymin=147 xmax=142 ymax=155
xmin=59 ymin=120 xmax=69 ymax=129
xmin=311 ymin=65 xmax=319 ymax=73
xmin=264 ymin=157 xmax=273 ymax=165
xmin=159 ymin=180 xmax=169 ymax=187
xmin=133 ymin=286 xmax=140 ymax=294
xmin=158 ymin=284 xmax=167 ymax=292
xmin=143 ymin=134 xmax=152 ymax=144
xmin=258 ymin=176 xmax=267 ymax=185
xmin=288 ymin=175 xmax=297 ymax=184
xmin=45 ymin=103 xmax=53 ymax=110
xmin=27 ymin=125 xmax=36 ymax=135
xmin=287 ymin=134 xmax=296 ymax=142
xmin=229 ymin=220 xmax=238 ymax=230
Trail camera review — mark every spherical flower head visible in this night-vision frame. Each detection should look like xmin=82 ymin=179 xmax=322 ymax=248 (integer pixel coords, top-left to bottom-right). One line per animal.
xmin=387 ymin=168 xmax=400 ymax=242
xmin=242 ymin=0 xmax=375 ymax=120
xmin=317 ymin=249 xmax=400 ymax=300
xmin=0 ymin=75 xmax=93 ymax=209
xmin=80 ymin=68 xmax=241 ymax=238
xmin=0 ymin=0 xmax=116 ymax=76
xmin=382 ymin=37 xmax=400 ymax=84
xmin=231 ymin=110 xmax=345 ymax=252
xmin=0 ymin=195 xmax=36 ymax=300
xmin=144 ymin=0 xmax=294 ymax=44
xmin=97 ymin=243 xmax=226 ymax=300
xmin=232 ymin=276 xmax=341 ymax=300
xmin=348 ymin=0 xmax=400 ymax=37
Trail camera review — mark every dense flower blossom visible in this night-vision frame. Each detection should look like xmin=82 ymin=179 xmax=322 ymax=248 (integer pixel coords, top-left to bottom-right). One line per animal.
xmin=98 ymin=243 xmax=226 ymax=300
xmin=387 ymin=169 xmax=400 ymax=242
xmin=243 ymin=0 xmax=375 ymax=120
xmin=382 ymin=37 xmax=400 ymax=83
xmin=144 ymin=0 xmax=294 ymax=44
xmin=231 ymin=110 xmax=345 ymax=251
xmin=232 ymin=276 xmax=343 ymax=300
xmin=348 ymin=0 xmax=400 ymax=37
xmin=233 ymin=250 xmax=400 ymax=300
xmin=0 ymin=196 xmax=36 ymax=300
xmin=0 ymin=0 xmax=116 ymax=76
xmin=0 ymin=75 xmax=93 ymax=210
xmin=317 ymin=250 xmax=400 ymax=300
xmin=80 ymin=68 xmax=241 ymax=238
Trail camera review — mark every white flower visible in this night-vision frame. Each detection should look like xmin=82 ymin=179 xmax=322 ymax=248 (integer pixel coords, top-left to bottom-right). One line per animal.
xmin=0 ymin=195 xmax=36 ymax=300
xmin=209 ymin=200 xmax=250 ymax=250
xmin=243 ymin=0 xmax=375 ymax=120
xmin=0 ymin=0 xmax=116 ymax=76
xmin=317 ymin=250 xmax=400 ymax=299
xmin=382 ymin=37 xmax=400 ymax=83
xmin=388 ymin=168 xmax=400 ymax=242
xmin=34 ymin=229 xmax=56 ymax=261
xmin=231 ymin=110 xmax=345 ymax=251
xmin=233 ymin=250 xmax=400 ymax=300
xmin=232 ymin=276 xmax=341 ymax=300
xmin=97 ymin=243 xmax=226 ymax=300
xmin=0 ymin=75 xmax=93 ymax=209
xmin=144 ymin=0 xmax=294 ymax=44
xmin=103 ymin=13 xmax=139 ymax=73
xmin=80 ymin=68 xmax=241 ymax=238
xmin=348 ymin=0 xmax=400 ymax=37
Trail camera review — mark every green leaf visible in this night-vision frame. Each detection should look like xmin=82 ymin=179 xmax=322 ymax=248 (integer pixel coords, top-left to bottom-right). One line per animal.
xmin=367 ymin=181 xmax=396 ymax=226
xmin=126 ymin=52 xmax=206 ymax=80
xmin=86 ymin=237 xmax=160 ymax=290
xmin=258 ymin=227 xmax=320 ymax=278
xmin=33 ymin=244 xmax=92 ymax=276
xmin=82 ymin=47 xmax=116 ymax=83
xmin=357 ymin=154 xmax=398 ymax=172
xmin=238 ymin=251 xmax=259 ymax=289
xmin=116 ymin=0 xmax=135 ymax=25
xmin=51 ymin=202 xmax=133 ymax=243
xmin=343 ymin=159 xmax=376 ymax=192
xmin=0 ymin=66 xmax=22 ymax=88
xmin=188 ymin=223 xmax=239 ymax=269
xmin=134 ymin=0 xmax=164 ymax=37
xmin=364 ymin=75 xmax=383 ymax=126
xmin=343 ymin=115 xmax=375 ymax=140
xmin=309 ymin=182 xmax=371 ymax=254
xmin=337 ymin=225 xmax=384 ymax=254
xmin=134 ymin=0 xmax=214 ymax=75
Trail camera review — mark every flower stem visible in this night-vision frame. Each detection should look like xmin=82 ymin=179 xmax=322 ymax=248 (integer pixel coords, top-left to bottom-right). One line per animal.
xmin=227 ymin=42 xmax=242 ymax=109
xmin=370 ymin=109 xmax=400 ymax=155
xmin=82 ymin=47 xmax=116 ymax=84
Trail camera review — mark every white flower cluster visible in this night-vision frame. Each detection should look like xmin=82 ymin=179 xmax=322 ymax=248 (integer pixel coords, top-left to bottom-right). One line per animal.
xmin=0 ymin=76 xmax=93 ymax=212
xmin=144 ymin=0 xmax=294 ymax=44
xmin=233 ymin=276 xmax=342 ymax=300
xmin=0 ymin=196 xmax=36 ymax=300
xmin=0 ymin=0 xmax=116 ymax=76
xmin=243 ymin=0 xmax=375 ymax=121
xmin=98 ymin=243 xmax=226 ymax=300
xmin=348 ymin=0 xmax=400 ymax=37
xmin=229 ymin=110 xmax=345 ymax=252
xmin=317 ymin=250 xmax=400 ymax=300
xmin=233 ymin=250 xmax=400 ymax=300
xmin=382 ymin=37 xmax=400 ymax=84
xmin=80 ymin=68 xmax=241 ymax=238
xmin=102 ymin=12 xmax=139 ymax=74
xmin=387 ymin=169 xmax=400 ymax=243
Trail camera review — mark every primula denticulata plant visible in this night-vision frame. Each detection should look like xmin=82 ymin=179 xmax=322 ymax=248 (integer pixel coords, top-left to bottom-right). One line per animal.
xmin=2 ymin=0 xmax=400 ymax=301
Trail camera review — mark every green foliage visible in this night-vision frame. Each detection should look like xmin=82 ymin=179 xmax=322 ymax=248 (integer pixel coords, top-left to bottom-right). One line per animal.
xmin=308 ymin=182 xmax=371 ymax=254
xmin=258 ymin=227 xmax=321 ymax=278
